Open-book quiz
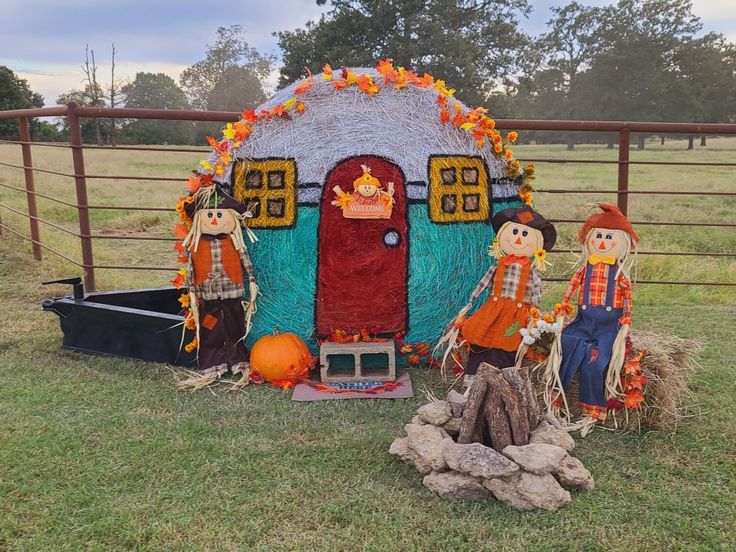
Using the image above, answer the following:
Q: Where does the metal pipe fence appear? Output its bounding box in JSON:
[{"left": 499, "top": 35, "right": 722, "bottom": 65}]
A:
[{"left": 0, "top": 102, "right": 734, "bottom": 291}]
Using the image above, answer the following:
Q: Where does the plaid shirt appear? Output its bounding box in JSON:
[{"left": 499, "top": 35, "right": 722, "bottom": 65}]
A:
[
  {"left": 562, "top": 262, "right": 632, "bottom": 322},
  {"left": 470, "top": 256, "right": 541, "bottom": 307},
  {"left": 186, "top": 235, "right": 255, "bottom": 301}
]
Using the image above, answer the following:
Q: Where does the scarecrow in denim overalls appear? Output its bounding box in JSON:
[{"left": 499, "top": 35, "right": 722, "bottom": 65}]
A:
[{"left": 547, "top": 204, "right": 639, "bottom": 432}]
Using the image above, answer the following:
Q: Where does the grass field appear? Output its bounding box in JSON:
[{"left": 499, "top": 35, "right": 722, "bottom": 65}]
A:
[{"left": 0, "top": 136, "right": 735, "bottom": 550}]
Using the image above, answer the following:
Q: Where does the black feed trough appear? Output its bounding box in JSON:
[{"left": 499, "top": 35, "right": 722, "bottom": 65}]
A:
[{"left": 42, "top": 278, "right": 196, "bottom": 367}]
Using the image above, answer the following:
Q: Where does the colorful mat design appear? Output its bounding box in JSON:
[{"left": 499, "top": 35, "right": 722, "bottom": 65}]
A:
[{"left": 292, "top": 372, "right": 413, "bottom": 401}]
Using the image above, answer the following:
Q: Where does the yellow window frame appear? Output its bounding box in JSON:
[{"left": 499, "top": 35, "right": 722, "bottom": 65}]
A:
[
  {"left": 232, "top": 158, "right": 297, "bottom": 228},
  {"left": 428, "top": 155, "right": 490, "bottom": 223}
]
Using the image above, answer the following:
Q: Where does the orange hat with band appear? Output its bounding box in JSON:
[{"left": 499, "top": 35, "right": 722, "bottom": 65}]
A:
[{"left": 578, "top": 203, "right": 640, "bottom": 244}]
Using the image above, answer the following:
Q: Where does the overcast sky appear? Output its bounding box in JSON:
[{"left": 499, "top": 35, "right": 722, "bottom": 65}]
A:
[{"left": 2, "top": 0, "right": 734, "bottom": 106}]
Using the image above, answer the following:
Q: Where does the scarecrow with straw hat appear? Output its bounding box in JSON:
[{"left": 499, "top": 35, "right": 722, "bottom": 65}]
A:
[
  {"left": 181, "top": 185, "right": 259, "bottom": 384},
  {"left": 545, "top": 203, "right": 639, "bottom": 434},
  {"left": 436, "top": 205, "right": 556, "bottom": 387}
]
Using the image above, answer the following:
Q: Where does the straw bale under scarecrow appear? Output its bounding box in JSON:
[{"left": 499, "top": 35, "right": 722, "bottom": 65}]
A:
[{"left": 175, "top": 62, "right": 535, "bottom": 351}]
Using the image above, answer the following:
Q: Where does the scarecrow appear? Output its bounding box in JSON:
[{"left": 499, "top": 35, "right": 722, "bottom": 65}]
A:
[
  {"left": 436, "top": 206, "right": 556, "bottom": 387},
  {"left": 545, "top": 203, "right": 639, "bottom": 433},
  {"left": 331, "top": 164, "right": 395, "bottom": 219},
  {"left": 182, "top": 186, "right": 259, "bottom": 379}
]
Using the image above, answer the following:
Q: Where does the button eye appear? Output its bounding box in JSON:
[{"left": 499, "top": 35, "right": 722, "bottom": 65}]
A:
[
  {"left": 217, "top": 212, "right": 223, "bottom": 219},
  {"left": 596, "top": 232, "right": 602, "bottom": 239},
  {"left": 512, "top": 228, "right": 519, "bottom": 235},
  {"left": 522, "top": 230, "right": 528, "bottom": 237},
  {"left": 207, "top": 212, "right": 213, "bottom": 219},
  {"left": 605, "top": 233, "right": 612, "bottom": 240}
]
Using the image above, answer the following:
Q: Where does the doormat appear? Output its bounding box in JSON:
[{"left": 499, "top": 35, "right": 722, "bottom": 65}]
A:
[{"left": 292, "top": 372, "right": 413, "bottom": 401}]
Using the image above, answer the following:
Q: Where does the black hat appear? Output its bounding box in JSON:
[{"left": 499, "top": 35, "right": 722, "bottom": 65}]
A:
[
  {"left": 492, "top": 206, "right": 557, "bottom": 251},
  {"left": 184, "top": 187, "right": 247, "bottom": 219}
]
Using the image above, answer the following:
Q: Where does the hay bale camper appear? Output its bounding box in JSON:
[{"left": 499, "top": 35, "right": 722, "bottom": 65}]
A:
[{"left": 191, "top": 64, "right": 528, "bottom": 348}]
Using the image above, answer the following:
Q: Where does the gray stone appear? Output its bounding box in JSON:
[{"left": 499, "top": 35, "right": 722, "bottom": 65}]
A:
[
  {"left": 389, "top": 437, "right": 433, "bottom": 474},
  {"left": 417, "top": 400, "right": 452, "bottom": 426},
  {"left": 553, "top": 455, "right": 595, "bottom": 491},
  {"left": 404, "top": 423, "right": 449, "bottom": 472},
  {"left": 442, "top": 417, "right": 462, "bottom": 434},
  {"left": 529, "top": 421, "right": 576, "bottom": 452},
  {"left": 446, "top": 389, "right": 468, "bottom": 417},
  {"left": 516, "top": 472, "right": 572, "bottom": 511},
  {"left": 443, "top": 441, "right": 519, "bottom": 479},
  {"left": 482, "top": 473, "right": 535, "bottom": 511},
  {"left": 502, "top": 443, "right": 569, "bottom": 475},
  {"left": 542, "top": 412, "right": 563, "bottom": 429},
  {"left": 423, "top": 471, "right": 491, "bottom": 501}
]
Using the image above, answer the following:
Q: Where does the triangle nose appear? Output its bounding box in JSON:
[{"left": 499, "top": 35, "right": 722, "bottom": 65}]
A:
[
  {"left": 514, "top": 237, "right": 522, "bottom": 245},
  {"left": 211, "top": 218, "right": 218, "bottom": 225},
  {"left": 598, "top": 241, "right": 606, "bottom": 250}
]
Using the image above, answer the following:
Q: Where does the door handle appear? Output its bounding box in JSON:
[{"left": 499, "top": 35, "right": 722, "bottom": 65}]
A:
[{"left": 383, "top": 228, "right": 401, "bottom": 248}]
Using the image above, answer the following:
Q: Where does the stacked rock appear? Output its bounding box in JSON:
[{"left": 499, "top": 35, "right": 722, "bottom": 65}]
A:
[{"left": 389, "top": 392, "right": 594, "bottom": 511}]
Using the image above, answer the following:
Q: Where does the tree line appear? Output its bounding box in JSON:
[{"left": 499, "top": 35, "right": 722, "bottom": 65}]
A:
[{"left": 1, "top": 0, "right": 734, "bottom": 147}]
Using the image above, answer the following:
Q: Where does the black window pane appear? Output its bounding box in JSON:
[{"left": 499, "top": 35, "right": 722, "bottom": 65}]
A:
[
  {"left": 440, "top": 168, "right": 456, "bottom": 185},
  {"left": 266, "top": 198, "right": 286, "bottom": 218},
  {"left": 462, "top": 167, "right": 479, "bottom": 185},
  {"left": 245, "top": 170, "right": 262, "bottom": 189},
  {"left": 463, "top": 193, "right": 480, "bottom": 212},
  {"left": 267, "top": 170, "right": 286, "bottom": 189},
  {"left": 245, "top": 198, "right": 260, "bottom": 218},
  {"left": 441, "top": 194, "right": 457, "bottom": 214}
]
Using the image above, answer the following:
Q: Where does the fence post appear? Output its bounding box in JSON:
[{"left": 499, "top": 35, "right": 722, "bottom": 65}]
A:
[
  {"left": 617, "top": 128, "right": 630, "bottom": 215},
  {"left": 67, "top": 102, "right": 96, "bottom": 291},
  {"left": 18, "top": 117, "right": 42, "bottom": 260}
]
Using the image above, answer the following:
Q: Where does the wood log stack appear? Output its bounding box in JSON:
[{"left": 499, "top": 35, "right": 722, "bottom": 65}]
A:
[{"left": 458, "top": 362, "right": 540, "bottom": 452}]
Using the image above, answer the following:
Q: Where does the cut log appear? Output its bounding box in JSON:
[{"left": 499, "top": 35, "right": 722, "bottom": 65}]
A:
[
  {"left": 499, "top": 368, "right": 530, "bottom": 446},
  {"left": 457, "top": 366, "right": 489, "bottom": 444},
  {"left": 517, "top": 366, "right": 541, "bottom": 428},
  {"left": 484, "top": 367, "right": 514, "bottom": 452}
]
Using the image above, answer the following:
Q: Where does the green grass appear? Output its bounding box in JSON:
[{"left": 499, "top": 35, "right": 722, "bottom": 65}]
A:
[
  {"left": 0, "top": 241, "right": 735, "bottom": 551},
  {"left": 0, "top": 137, "right": 735, "bottom": 550}
]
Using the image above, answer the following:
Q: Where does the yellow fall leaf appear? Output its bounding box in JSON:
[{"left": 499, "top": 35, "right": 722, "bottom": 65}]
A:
[
  {"left": 222, "top": 123, "right": 235, "bottom": 140},
  {"left": 283, "top": 97, "right": 296, "bottom": 109},
  {"left": 460, "top": 122, "right": 476, "bottom": 130},
  {"left": 199, "top": 160, "right": 213, "bottom": 171}
]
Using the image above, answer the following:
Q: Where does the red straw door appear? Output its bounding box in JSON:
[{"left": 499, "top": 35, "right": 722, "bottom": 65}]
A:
[{"left": 316, "top": 156, "right": 408, "bottom": 337}]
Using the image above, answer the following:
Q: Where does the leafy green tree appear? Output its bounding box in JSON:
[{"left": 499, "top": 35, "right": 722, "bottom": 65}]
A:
[
  {"left": 0, "top": 66, "right": 44, "bottom": 140},
  {"left": 667, "top": 34, "right": 736, "bottom": 147},
  {"left": 121, "top": 72, "right": 194, "bottom": 144},
  {"left": 276, "top": 0, "right": 531, "bottom": 107},
  {"left": 573, "top": 0, "right": 703, "bottom": 148},
  {"left": 57, "top": 85, "right": 108, "bottom": 142},
  {"left": 206, "top": 65, "right": 267, "bottom": 112},
  {"left": 180, "top": 25, "right": 273, "bottom": 111}
]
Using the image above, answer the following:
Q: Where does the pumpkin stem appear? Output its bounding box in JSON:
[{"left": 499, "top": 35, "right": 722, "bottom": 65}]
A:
[{"left": 273, "top": 327, "right": 280, "bottom": 335}]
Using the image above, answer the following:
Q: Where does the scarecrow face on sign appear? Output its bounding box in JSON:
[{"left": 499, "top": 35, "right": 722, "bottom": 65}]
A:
[
  {"left": 354, "top": 170, "right": 382, "bottom": 197},
  {"left": 498, "top": 223, "right": 543, "bottom": 258},
  {"left": 586, "top": 227, "right": 628, "bottom": 260},
  {"left": 199, "top": 208, "right": 238, "bottom": 235}
]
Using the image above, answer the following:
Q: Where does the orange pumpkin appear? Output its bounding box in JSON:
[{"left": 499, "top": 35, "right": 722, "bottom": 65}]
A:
[{"left": 250, "top": 329, "right": 314, "bottom": 388}]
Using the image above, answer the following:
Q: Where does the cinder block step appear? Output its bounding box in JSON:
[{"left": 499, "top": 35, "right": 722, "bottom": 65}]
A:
[{"left": 319, "top": 341, "right": 397, "bottom": 383}]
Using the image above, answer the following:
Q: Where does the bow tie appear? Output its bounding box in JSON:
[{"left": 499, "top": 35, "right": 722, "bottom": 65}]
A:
[
  {"left": 501, "top": 254, "right": 531, "bottom": 266},
  {"left": 589, "top": 254, "right": 616, "bottom": 265}
]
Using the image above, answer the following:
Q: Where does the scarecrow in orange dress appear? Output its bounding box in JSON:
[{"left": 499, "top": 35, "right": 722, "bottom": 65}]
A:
[
  {"left": 182, "top": 187, "right": 258, "bottom": 378},
  {"left": 546, "top": 204, "right": 639, "bottom": 432},
  {"left": 437, "top": 206, "right": 556, "bottom": 387}
]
